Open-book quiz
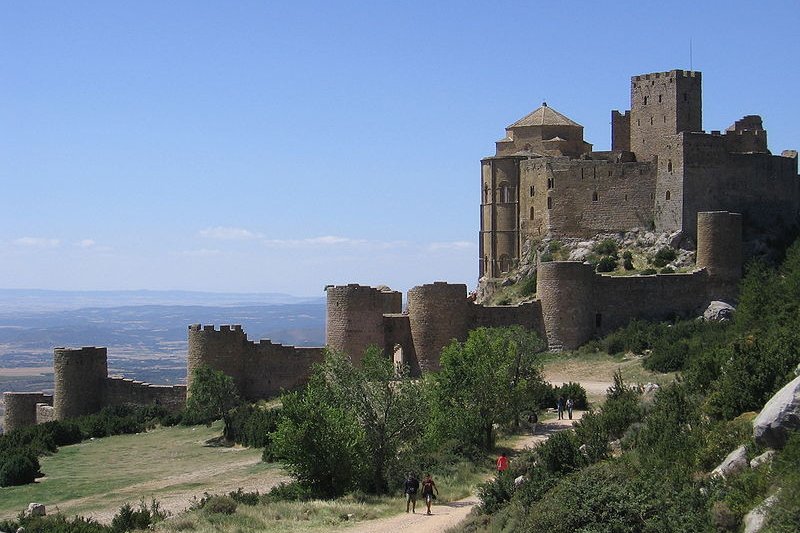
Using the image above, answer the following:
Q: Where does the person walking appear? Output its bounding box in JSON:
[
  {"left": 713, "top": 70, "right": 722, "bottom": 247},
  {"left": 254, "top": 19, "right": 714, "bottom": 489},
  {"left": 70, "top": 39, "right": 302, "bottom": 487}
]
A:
[
  {"left": 566, "top": 397, "right": 574, "bottom": 420},
  {"left": 421, "top": 473, "right": 439, "bottom": 515},
  {"left": 528, "top": 411, "right": 538, "bottom": 434},
  {"left": 496, "top": 452, "right": 509, "bottom": 473},
  {"left": 403, "top": 472, "right": 419, "bottom": 513},
  {"left": 557, "top": 395, "right": 565, "bottom": 420}
]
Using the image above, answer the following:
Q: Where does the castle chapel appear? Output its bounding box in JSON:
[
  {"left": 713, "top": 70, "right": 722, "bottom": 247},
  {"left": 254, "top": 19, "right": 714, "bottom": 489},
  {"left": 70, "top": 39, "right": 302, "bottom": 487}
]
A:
[{"left": 480, "top": 70, "right": 799, "bottom": 278}]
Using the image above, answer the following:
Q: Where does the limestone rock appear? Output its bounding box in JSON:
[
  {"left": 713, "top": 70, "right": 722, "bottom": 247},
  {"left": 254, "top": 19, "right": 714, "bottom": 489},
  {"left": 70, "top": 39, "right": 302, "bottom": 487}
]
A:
[
  {"left": 753, "top": 373, "right": 800, "bottom": 449},
  {"left": 703, "top": 301, "right": 735, "bottom": 322},
  {"left": 749, "top": 450, "right": 776, "bottom": 469},
  {"left": 26, "top": 503, "right": 45, "bottom": 517},
  {"left": 743, "top": 491, "right": 780, "bottom": 533},
  {"left": 712, "top": 445, "right": 748, "bottom": 479}
]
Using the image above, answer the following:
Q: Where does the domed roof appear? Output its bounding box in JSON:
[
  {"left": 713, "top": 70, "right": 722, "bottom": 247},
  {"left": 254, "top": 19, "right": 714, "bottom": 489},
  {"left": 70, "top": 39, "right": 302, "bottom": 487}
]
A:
[{"left": 507, "top": 102, "right": 582, "bottom": 128}]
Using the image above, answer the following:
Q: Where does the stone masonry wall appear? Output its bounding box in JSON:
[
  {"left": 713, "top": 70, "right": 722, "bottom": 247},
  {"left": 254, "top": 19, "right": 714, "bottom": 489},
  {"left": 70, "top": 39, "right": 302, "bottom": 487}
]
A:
[
  {"left": 54, "top": 347, "right": 108, "bottom": 420},
  {"left": 2, "top": 392, "right": 52, "bottom": 434},
  {"left": 105, "top": 378, "right": 186, "bottom": 412}
]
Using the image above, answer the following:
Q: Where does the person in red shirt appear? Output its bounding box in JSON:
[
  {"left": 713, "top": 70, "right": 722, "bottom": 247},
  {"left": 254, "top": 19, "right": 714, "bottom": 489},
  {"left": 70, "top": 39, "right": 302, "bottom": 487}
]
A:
[{"left": 496, "top": 452, "right": 509, "bottom": 473}]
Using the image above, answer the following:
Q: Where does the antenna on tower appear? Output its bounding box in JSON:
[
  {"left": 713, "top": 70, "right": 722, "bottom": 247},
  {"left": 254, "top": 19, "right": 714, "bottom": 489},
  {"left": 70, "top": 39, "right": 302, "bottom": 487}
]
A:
[{"left": 689, "top": 37, "right": 693, "bottom": 71}]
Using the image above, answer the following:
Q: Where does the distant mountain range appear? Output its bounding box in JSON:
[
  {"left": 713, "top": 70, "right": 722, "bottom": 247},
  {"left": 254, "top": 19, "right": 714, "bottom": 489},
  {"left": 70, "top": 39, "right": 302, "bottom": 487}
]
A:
[{"left": 0, "top": 290, "right": 327, "bottom": 388}]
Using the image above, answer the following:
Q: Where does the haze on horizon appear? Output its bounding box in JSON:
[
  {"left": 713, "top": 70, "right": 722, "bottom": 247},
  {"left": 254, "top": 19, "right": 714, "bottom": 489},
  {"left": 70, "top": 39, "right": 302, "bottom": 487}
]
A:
[{"left": 2, "top": 1, "right": 798, "bottom": 297}]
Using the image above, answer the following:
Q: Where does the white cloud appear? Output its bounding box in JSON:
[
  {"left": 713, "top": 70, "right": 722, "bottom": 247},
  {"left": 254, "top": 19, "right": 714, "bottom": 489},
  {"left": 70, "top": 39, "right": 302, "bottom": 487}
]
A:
[
  {"left": 76, "top": 239, "right": 96, "bottom": 248},
  {"left": 14, "top": 237, "right": 60, "bottom": 248},
  {"left": 199, "top": 226, "right": 262, "bottom": 240},
  {"left": 262, "top": 235, "right": 368, "bottom": 248},
  {"left": 427, "top": 241, "right": 476, "bottom": 251}
]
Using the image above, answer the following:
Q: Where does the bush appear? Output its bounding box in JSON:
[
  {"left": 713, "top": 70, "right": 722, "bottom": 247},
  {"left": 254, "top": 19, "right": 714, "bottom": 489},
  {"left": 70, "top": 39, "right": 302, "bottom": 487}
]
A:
[
  {"left": 659, "top": 266, "right": 675, "bottom": 274},
  {"left": 227, "top": 487, "right": 261, "bottom": 506},
  {"left": 111, "top": 499, "right": 167, "bottom": 532},
  {"left": 226, "top": 405, "right": 283, "bottom": 448},
  {"left": 1, "top": 514, "right": 111, "bottom": 533},
  {"left": 0, "top": 451, "right": 40, "bottom": 486},
  {"left": 539, "top": 251, "right": 553, "bottom": 263},
  {"left": 623, "top": 251, "right": 634, "bottom": 270},
  {"left": 555, "top": 382, "right": 587, "bottom": 410},
  {"left": 596, "top": 256, "right": 617, "bottom": 272},
  {"left": 640, "top": 268, "right": 658, "bottom": 275},
  {"left": 536, "top": 430, "right": 585, "bottom": 475},
  {"left": 202, "top": 495, "right": 238, "bottom": 515},
  {"left": 652, "top": 246, "right": 677, "bottom": 267},
  {"left": 593, "top": 239, "right": 619, "bottom": 256},
  {"left": 519, "top": 274, "right": 537, "bottom": 296}
]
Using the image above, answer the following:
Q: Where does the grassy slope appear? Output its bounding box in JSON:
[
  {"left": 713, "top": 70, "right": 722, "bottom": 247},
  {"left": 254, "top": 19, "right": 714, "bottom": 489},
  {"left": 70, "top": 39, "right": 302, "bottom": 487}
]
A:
[{"left": 0, "top": 422, "right": 279, "bottom": 520}]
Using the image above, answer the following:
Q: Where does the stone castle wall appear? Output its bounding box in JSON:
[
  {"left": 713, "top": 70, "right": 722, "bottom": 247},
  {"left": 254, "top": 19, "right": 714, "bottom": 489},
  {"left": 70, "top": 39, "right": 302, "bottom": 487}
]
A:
[
  {"left": 187, "top": 324, "right": 324, "bottom": 401},
  {"left": 105, "top": 378, "right": 186, "bottom": 412},
  {"left": 53, "top": 347, "right": 107, "bottom": 420},
  {"left": 2, "top": 392, "right": 52, "bottom": 434}
]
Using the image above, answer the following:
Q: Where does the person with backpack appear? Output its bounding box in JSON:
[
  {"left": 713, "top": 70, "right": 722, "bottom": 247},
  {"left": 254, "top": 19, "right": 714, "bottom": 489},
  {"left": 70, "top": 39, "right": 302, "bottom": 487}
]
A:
[
  {"left": 566, "top": 397, "right": 574, "bottom": 420},
  {"left": 421, "top": 473, "right": 439, "bottom": 515},
  {"left": 403, "top": 472, "right": 419, "bottom": 513}
]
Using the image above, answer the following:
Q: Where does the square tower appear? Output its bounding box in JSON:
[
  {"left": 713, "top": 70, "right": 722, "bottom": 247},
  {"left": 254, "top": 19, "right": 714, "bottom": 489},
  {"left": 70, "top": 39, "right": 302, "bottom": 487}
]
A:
[{"left": 629, "top": 70, "right": 702, "bottom": 161}]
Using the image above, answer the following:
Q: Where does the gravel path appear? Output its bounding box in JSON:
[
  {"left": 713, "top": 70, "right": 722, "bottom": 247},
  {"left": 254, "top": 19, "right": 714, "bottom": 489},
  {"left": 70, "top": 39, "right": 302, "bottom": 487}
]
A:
[{"left": 341, "top": 414, "right": 585, "bottom": 533}]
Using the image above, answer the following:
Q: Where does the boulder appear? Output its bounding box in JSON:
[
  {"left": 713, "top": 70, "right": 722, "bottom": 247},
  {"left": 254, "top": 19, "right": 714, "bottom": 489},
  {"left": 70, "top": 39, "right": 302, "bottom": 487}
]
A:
[
  {"left": 749, "top": 450, "right": 776, "bottom": 469},
  {"left": 753, "top": 373, "right": 800, "bottom": 449},
  {"left": 712, "top": 445, "right": 748, "bottom": 479},
  {"left": 743, "top": 491, "right": 780, "bottom": 533},
  {"left": 703, "top": 301, "right": 735, "bottom": 322},
  {"left": 26, "top": 503, "right": 45, "bottom": 517},
  {"left": 514, "top": 475, "right": 526, "bottom": 487}
]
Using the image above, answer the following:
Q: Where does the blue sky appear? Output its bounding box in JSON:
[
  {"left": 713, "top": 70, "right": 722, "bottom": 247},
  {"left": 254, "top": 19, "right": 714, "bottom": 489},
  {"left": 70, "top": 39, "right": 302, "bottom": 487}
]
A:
[{"left": 1, "top": 1, "right": 798, "bottom": 296}]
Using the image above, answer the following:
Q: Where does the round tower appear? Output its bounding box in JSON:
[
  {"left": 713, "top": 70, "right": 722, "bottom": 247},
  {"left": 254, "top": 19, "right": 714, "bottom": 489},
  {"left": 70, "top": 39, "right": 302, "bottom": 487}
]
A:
[
  {"left": 325, "top": 284, "right": 401, "bottom": 363},
  {"left": 53, "top": 347, "right": 107, "bottom": 420},
  {"left": 3, "top": 392, "right": 50, "bottom": 433},
  {"left": 696, "top": 211, "right": 742, "bottom": 300},
  {"left": 537, "top": 261, "right": 595, "bottom": 350},
  {"left": 406, "top": 282, "right": 469, "bottom": 372},
  {"left": 186, "top": 324, "right": 248, "bottom": 396}
]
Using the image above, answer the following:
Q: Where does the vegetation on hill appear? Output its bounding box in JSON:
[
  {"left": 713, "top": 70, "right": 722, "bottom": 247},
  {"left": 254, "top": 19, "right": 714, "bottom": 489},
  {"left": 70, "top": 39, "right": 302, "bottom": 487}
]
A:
[{"left": 462, "top": 240, "right": 800, "bottom": 532}]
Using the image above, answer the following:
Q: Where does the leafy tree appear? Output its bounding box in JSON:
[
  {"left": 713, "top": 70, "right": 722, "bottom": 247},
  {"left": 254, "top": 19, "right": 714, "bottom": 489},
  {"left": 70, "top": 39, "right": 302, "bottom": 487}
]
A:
[
  {"left": 185, "top": 365, "right": 242, "bottom": 440},
  {"left": 428, "top": 326, "right": 546, "bottom": 452},
  {"left": 271, "top": 347, "right": 423, "bottom": 495}
]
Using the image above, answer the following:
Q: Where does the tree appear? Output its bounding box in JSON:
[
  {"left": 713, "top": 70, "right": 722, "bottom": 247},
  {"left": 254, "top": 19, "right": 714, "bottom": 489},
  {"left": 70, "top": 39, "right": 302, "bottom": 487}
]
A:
[
  {"left": 428, "top": 326, "right": 546, "bottom": 452},
  {"left": 271, "top": 347, "right": 423, "bottom": 495},
  {"left": 185, "top": 365, "right": 242, "bottom": 440}
]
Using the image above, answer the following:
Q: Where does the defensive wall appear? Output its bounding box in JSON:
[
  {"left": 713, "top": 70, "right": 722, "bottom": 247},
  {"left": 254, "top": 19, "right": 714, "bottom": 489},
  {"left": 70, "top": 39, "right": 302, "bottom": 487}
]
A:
[
  {"left": 3, "top": 346, "right": 186, "bottom": 434},
  {"left": 186, "top": 324, "right": 325, "bottom": 401}
]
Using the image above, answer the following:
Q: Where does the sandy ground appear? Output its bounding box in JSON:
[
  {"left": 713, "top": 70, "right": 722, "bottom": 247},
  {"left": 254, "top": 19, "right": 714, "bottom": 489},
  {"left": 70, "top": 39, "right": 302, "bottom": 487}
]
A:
[{"left": 341, "top": 415, "right": 584, "bottom": 533}]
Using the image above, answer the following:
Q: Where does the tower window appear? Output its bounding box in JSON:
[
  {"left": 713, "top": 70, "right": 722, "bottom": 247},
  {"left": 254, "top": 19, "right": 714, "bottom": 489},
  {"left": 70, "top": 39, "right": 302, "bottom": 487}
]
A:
[
  {"left": 608, "top": 170, "right": 612, "bottom": 177},
  {"left": 624, "top": 194, "right": 628, "bottom": 202},
  {"left": 667, "top": 160, "right": 673, "bottom": 172},
  {"left": 637, "top": 119, "right": 641, "bottom": 126},
  {"left": 547, "top": 178, "right": 554, "bottom": 189},
  {"left": 499, "top": 255, "right": 511, "bottom": 273},
  {"left": 658, "top": 94, "right": 662, "bottom": 103},
  {"left": 547, "top": 197, "right": 553, "bottom": 209},
  {"left": 666, "top": 190, "right": 671, "bottom": 200},
  {"left": 592, "top": 191, "right": 599, "bottom": 202},
  {"left": 663, "top": 115, "right": 667, "bottom": 123},
  {"left": 683, "top": 93, "right": 688, "bottom": 102},
  {"left": 643, "top": 96, "right": 648, "bottom": 105},
  {"left": 530, "top": 206, "right": 534, "bottom": 219},
  {"left": 499, "top": 182, "right": 514, "bottom": 203},
  {"left": 530, "top": 185, "right": 535, "bottom": 196},
  {"left": 650, "top": 116, "right": 653, "bottom": 125}
]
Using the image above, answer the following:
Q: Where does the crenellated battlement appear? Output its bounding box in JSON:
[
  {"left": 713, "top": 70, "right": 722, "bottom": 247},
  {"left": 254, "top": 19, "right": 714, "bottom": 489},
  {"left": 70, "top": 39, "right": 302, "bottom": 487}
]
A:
[{"left": 633, "top": 69, "right": 699, "bottom": 81}]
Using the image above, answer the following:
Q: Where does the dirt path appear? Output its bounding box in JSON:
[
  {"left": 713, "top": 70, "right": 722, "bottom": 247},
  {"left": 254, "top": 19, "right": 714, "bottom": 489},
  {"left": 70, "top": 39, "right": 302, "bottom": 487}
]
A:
[{"left": 342, "top": 415, "right": 583, "bottom": 533}]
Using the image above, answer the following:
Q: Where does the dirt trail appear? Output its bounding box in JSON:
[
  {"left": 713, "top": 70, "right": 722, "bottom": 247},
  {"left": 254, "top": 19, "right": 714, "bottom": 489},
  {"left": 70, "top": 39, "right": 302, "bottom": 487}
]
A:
[{"left": 342, "top": 415, "right": 584, "bottom": 533}]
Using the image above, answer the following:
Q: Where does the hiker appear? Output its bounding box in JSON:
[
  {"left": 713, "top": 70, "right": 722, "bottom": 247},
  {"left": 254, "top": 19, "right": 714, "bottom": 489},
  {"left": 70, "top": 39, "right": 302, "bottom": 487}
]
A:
[
  {"left": 566, "top": 397, "right": 574, "bottom": 420},
  {"left": 421, "top": 473, "right": 439, "bottom": 515},
  {"left": 496, "top": 452, "right": 509, "bottom": 473},
  {"left": 404, "top": 472, "right": 419, "bottom": 513},
  {"left": 557, "top": 395, "right": 565, "bottom": 420},
  {"left": 528, "top": 411, "right": 538, "bottom": 434}
]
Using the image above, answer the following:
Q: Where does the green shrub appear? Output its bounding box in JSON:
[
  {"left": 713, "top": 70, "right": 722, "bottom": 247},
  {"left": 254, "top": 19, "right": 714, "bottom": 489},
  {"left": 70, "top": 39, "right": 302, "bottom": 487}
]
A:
[
  {"left": 519, "top": 274, "right": 537, "bottom": 296},
  {"left": 623, "top": 250, "right": 634, "bottom": 270},
  {"left": 547, "top": 240, "right": 563, "bottom": 253},
  {"left": 659, "top": 266, "right": 675, "bottom": 274},
  {"left": 477, "top": 471, "right": 515, "bottom": 514},
  {"left": 1, "top": 514, "right": 111, "bottom": 533},
  {"left": 536, "top": 430, "right": 585, "bottom": 475},
  {"left": 593, "top": 239, "right": 619, "bottom": 256},
  {"left": 539, "top": 251, "right": 553, "bottom": 263},
  {"left": 555, "top": 382, "right": 588, "bottom": 410},
  {"left": 264, "top": 481, "right": 313, "bottom": 502},
  {"left": 640, "top": 268, "right": 658, "bottom": 275},
  {"left": 596, "top": 256, "right": 617, "bottom": 272},
  {"left": 652, "top": 246, "right": 677, "bottom": 267},
  {"left": 0, "top": 451, "right": 40, "bottom": 486},
  {"left": 226, "top": 405, "right": 282, "bottom": 448},
  {"left": 111, "top": 499, "right": 167, "bottom": 532},
  {"left": 201, "top": 495, "right": 238, "bottom": 515},
  {"left": 227, "top": 487, "right": 261, "bottom": 506}
]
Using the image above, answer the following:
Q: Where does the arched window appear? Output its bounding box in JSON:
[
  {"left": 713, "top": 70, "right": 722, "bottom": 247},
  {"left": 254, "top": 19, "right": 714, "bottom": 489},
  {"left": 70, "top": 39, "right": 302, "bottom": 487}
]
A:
[
  {"left": 667, "top": 160, "right": 673, "bottom": 172},
  {"left": 666, "top": 190, "right": 671, "bottom": 200},
  {"left": 592, "top": 191, "right": 599, "bottom": 202},
  {"left": 499, "top": 255, "right": 511, "bottom": 273},
  {"left": 530, "top": 206, "right": 535, "bottom": 219},
  {"left": 499, "top": 182, "right": 514, "bottom": 203}
]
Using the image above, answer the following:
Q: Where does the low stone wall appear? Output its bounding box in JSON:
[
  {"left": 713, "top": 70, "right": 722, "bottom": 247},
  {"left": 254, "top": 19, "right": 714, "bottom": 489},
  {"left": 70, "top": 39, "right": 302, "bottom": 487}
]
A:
[
  {"left": 2, "top": 392, "right": 53, "bottom": 434},
  {"left": 36, "top": 403, "right": 55, "bottom": 424},
  {"left": 105, "top": 378, "right": 186, "bottom": 412}
]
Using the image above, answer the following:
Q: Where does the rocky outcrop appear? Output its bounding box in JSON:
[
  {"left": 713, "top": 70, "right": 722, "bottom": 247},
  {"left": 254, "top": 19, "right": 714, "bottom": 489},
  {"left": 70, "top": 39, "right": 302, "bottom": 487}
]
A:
[
  {"left": 753, "top": 374, "right": 800, "bottom": 449},
  {"left": 702, "top": 301, "right": 735, "bottom": 322},
  {"left": 743, "top": 491, "right": 780, "bottom": 533},
  {"left": 712, "top": 445, "right": 748, "bottom": 479},
  {"left": 749, "top": 450, "right": 776, "bottom": 469}
]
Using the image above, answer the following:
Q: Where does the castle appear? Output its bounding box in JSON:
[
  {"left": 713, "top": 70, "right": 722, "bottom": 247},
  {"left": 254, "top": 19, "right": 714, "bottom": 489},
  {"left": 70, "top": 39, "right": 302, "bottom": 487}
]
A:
[
  {"left": 3, "top": 69, "right": 798, "bottom": 434},
  {"left": 480, "top": 69, "right": 798, "bottom": 278}
]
